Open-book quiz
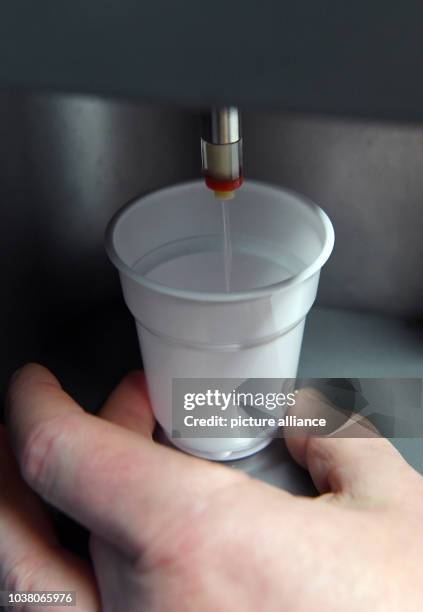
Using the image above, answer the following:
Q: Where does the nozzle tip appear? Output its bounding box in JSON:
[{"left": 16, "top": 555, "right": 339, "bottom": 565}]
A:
[{"left": 214, "top": 190, "right": 235, "bottom": 200}]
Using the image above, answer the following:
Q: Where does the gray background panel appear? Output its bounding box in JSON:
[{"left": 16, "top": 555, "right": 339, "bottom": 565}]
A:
[{"left": 2, "top": 1, "right": 423, "bottom": 121}]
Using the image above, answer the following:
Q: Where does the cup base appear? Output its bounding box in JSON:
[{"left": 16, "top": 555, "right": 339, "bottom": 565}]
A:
[{"left": 164, "top": 435, "right": 273, "bottom": 462}]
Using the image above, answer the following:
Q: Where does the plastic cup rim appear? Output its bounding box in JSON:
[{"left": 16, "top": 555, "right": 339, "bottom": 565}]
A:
[{"left": 105, "top": 179, "right": 335, "bottom": 303}]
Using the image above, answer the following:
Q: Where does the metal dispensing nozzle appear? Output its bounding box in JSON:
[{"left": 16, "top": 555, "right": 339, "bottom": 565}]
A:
[{"left": 201, "top": 107, "right": 243, "bottom": 200}]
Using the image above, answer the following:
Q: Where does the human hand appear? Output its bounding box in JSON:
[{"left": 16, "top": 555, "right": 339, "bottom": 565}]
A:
[{"left": 2, "top": 364, "right": 423, "bottom": 611}]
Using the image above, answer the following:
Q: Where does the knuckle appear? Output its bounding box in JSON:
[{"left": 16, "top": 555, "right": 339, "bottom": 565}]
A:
[
  {"left": 3, "top": 553, "right": 48, "bottom": 594},
  {"left": 20, "top": 415, "right": 69, "bottom": 494}
]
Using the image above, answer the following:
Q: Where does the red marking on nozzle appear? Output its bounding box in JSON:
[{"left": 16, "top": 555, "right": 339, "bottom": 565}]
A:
[{"left": 204, "top": 176, "right": 244, "bottom": 192}]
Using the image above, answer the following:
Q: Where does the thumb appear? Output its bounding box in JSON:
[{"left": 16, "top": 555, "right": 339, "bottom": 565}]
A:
[{"left": 285, "top": 391, "right": 422, "bottom": 505}]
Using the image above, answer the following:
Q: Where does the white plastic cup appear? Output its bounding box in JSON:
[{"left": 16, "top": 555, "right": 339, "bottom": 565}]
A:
[{"left": 106, "top": 180, "right": 334, "bottom": 460}]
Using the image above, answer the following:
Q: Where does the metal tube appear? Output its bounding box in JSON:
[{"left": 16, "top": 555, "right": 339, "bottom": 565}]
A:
[
  {"left": 201, "top": 106, "right": 243, "bottom": 199},
  {"left": 202, "top": 107, "right": 240, "bottom": 144}
]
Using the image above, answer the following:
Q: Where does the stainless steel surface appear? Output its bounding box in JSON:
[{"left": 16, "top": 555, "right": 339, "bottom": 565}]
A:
[
  {"left": 299, "top": 308, "right": 423, "bottom": 378},
  {"left": 156, "top": 426, "right": 316, "bottom": 495},
  {"left": 244, "top": 111, "right": 423, "bottom": 317},
  {"left": 227, "top": 440, "right": 317, "bottom": 495},
  {"left": 202, "top": 107, "right": 240, "bottom": 144}
]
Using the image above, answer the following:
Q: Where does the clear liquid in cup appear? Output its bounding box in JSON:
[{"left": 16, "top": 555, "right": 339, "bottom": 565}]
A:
[{"left": 133, "top": 233, "right": 304, "bottom": 293}]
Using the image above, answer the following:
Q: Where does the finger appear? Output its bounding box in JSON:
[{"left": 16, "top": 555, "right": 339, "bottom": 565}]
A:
[
  {"left": 285, "top": 389, "right": 421, "bottom": 503},
  {"left": 0, "top": 426, "right": 99, "bottom": 610},
  {"left": 0, "top": 424, "right": 58, "bottom": 551},
  {"left": 5, "top": 364, "right": 241, "bottom": 557},
  {"left": 284, "top": 387, "right": 378, "bottom": 473},
  {"left": 99, "top": 370, "right": 155, "bottom": 436}
]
